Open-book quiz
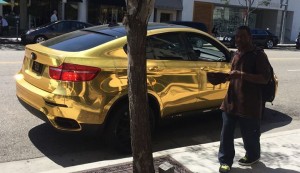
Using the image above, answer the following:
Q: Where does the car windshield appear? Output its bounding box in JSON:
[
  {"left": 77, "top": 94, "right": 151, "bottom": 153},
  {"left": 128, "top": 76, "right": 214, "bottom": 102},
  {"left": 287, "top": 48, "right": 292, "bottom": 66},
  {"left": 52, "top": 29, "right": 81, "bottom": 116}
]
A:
[{"left": 41, "top": 30, "right": 116, "bottom": 52}]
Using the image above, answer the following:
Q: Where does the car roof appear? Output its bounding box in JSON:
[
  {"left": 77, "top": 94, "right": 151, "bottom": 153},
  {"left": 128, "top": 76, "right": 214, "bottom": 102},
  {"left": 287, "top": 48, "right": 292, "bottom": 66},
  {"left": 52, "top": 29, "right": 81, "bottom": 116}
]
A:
[
  {"left": 54, "top": 20, "right": 93, "bottom": 25},
  {"left": 82, "top": 22, "right": 189, "bottom": 38}
]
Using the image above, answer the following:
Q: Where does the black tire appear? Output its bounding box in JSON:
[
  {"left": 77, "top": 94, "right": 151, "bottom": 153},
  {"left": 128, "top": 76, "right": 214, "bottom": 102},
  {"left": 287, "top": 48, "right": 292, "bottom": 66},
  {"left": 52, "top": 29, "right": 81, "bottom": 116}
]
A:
[
  {"left": 296, "top": 45, "right": 300, "bottom": 49},
  {"left": 266, "top": 40, "right": 274, "bottom": 49},
  {"left": 105, "top": 103, "right": 155, "bottom": 153},
  {"left": 34, "top": 35, "right": 47, "bottom": 43}
]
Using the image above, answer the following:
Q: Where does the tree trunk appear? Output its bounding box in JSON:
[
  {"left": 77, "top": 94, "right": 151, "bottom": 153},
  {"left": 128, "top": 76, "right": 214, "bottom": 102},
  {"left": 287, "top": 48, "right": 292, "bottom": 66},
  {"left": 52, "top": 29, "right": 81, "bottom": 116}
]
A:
[{"left": 124, "top": 0, "right": 155, "bottom": 173}]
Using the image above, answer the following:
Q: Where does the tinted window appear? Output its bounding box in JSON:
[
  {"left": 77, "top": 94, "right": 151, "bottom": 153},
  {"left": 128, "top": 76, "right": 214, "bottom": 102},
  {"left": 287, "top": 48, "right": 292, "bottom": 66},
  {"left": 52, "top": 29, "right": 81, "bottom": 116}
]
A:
[
  {"left": 51, "top": 22, "right": 65, "bottom": 32},
  {"left": 42, "top": 30, "right": 116, "bottom": 52},
  {"left": 185, "top": 33, "right": 226, "bottom": 61},
  {"left": 71, "top": 22, "right": 89, "bottom": 31},
  {"left": 147, "top": 32, "right": 188, "bottom": 60},
  {"left": 54, "top": 22, "right": 73, "bottom": 32},
  {"left": 253, "top": 29, "right": 267, "bottom": 35}
]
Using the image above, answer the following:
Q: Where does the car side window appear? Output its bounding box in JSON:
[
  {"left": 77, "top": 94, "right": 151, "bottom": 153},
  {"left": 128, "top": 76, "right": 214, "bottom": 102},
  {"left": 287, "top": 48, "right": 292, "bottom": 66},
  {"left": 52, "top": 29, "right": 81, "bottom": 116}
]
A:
[
  {"left": 256, "top": 30, "right": 268, "bottom": 35},
  {"left": 185, "top": 33, "right": 226, "bottom": 62},
  {"left": 63, "top": 22, "right": 72, "bottom": 32},
  {"left": 146, "top": 32, "right": 188, "bottom": 60},
  {"left": 71, "top": 22, "right": 80, "bottom": 31},
  {"left": 71, "top": 22, "right": 86, "bottom": 30},
  {"left": 52, "top": 22, "right": 66, "bottom": 32}
]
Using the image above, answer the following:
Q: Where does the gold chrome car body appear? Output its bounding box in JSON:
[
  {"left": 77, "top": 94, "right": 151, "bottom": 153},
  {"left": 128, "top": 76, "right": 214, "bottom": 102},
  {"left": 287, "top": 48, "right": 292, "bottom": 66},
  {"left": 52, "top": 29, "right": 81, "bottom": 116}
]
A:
[{"left": 16, "top": 23, "right": 231, "bottom": 133}]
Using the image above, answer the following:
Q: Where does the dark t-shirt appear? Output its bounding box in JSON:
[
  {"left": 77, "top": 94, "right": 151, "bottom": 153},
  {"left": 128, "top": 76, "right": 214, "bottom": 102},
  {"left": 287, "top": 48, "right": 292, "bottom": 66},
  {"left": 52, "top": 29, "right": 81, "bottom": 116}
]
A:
[{"left": 220, "top": 47, "right": 271, "bottom": 119}]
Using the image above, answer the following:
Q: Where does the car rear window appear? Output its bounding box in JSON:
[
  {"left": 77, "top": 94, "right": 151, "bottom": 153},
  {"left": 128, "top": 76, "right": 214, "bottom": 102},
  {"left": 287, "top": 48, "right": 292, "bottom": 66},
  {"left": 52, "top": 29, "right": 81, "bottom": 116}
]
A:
[{"left": 41, "top": 30, "right": 116, "bottom": 52}]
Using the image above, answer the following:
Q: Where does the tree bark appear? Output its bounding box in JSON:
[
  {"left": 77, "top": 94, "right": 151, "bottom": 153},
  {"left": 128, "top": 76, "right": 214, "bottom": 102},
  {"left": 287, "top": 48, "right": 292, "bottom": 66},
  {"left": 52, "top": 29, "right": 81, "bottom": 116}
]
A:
[{"left": 124, "top": 0, "right": 155, "bottom": 173}]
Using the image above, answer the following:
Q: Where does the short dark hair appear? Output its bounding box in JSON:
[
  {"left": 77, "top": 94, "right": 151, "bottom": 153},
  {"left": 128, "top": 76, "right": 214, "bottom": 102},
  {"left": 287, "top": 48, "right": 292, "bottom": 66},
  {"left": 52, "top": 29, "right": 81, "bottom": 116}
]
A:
[{"left": 237, "top": 25, "right": 252, "bottom": 36}]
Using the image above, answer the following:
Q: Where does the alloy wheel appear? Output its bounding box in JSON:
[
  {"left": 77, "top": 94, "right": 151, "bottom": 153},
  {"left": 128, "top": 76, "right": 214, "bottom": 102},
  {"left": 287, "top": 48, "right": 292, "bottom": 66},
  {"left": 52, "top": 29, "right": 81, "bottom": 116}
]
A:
[{"left": 266, "top": 40, "right": 274, "bottom": 49}]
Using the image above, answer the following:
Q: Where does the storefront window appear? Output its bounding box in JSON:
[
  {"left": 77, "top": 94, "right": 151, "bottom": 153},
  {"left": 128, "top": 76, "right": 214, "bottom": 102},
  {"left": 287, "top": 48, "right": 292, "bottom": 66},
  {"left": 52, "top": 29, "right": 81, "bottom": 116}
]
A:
[
  {"left": 88, "top": 0, "right": 125, "bottom": 25},
  {"left": 160, "top": 13, "right": 172, "bottom": 22},
  {"left": 99, "top": 6, "right": 125, "bottom": 25},
  {"left": 213, "top": 6, "right": 256, "bottom": 36},
  {"left": 65, "top": 2, "right": 78, "bottom": 20}
]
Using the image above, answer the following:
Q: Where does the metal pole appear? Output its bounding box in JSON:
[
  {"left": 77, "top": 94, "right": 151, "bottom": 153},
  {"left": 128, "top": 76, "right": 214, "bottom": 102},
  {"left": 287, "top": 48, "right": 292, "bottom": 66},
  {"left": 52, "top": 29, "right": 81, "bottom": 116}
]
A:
[
  {"left": 15, "top": 16, "right": 19, "bottom": 41},
  {"left": 280, "top": 0, "right": 288, "bottom": 44},
  {"left": 62, "top": 1, "right": 65, "bottom": 20}
]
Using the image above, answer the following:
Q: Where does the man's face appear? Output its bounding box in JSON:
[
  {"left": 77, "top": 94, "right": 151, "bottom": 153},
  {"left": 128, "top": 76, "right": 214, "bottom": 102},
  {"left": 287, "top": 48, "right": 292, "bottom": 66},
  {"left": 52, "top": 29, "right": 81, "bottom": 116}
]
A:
[{"left": 235, "top": 29, "right": 251, "bottom": 49}]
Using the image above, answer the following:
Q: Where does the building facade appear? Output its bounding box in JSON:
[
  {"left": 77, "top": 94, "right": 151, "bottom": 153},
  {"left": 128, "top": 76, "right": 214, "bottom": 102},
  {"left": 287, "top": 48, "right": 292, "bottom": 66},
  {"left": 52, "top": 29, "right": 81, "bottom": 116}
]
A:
[
  {"left": 181, "top": 0, "right": 298, "bottom": 42},
  {"left": 0, "top": 0, "right": 299, "bottom": 42}
]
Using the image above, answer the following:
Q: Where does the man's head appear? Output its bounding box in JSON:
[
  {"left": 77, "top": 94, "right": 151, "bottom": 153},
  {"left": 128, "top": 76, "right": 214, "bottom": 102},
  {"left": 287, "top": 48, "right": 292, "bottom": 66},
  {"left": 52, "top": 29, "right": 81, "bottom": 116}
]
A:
[
  {"left": 53, "top": 10, "right": 57, "bottom": 14},
  {"left": 235, "top": 25, "right": 252, "bottom": 50}
]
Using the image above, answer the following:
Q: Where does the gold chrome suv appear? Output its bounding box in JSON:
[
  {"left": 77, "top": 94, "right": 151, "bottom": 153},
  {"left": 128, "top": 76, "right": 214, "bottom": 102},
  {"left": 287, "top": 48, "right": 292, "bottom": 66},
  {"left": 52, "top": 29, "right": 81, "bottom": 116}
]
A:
[{"left": 16, "top": 23, "right": 231, "bottom": 150}]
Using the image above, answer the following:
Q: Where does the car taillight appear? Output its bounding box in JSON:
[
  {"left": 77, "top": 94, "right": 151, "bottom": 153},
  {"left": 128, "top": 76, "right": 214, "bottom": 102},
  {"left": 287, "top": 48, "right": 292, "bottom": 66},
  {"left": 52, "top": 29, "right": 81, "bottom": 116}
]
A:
[{"left": 49, "top": 63, "right": 100, "bottom": 81}]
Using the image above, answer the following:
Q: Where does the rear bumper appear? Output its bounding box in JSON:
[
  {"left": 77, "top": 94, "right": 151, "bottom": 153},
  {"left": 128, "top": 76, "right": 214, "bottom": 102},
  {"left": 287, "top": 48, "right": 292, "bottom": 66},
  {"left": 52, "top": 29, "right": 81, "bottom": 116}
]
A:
[
  {"left": 20, "top": 34, "right": 34, "bottom": 45},
  {"left": 15, "top": 73, "right": 104, "bottom": 133}
]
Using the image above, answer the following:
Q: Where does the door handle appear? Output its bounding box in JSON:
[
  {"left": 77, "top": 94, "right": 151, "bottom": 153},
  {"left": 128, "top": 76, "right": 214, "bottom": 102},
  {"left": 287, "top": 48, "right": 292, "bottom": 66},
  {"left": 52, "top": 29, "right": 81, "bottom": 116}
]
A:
[
  {"left": 148, "top": 66, "right": 159, "bottom": 71},
  {"left": 200, "top": 66, "right": 209, "bottom": 71}
]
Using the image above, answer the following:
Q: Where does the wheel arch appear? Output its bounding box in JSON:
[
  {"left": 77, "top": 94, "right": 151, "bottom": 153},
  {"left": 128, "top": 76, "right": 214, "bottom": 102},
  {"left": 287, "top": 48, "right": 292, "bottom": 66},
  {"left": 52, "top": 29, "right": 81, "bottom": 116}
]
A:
[{"left": 103, "top": 93, "right": 161, "bottom": 130}]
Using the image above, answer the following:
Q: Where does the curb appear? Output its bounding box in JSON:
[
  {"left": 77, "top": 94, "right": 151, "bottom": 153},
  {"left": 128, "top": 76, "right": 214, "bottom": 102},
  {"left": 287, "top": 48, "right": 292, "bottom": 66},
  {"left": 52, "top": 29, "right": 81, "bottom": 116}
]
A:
[
  {"left": 0, "top": 38, "right": 22, "bottom": 44},
  {"left": 276, "top": 44, "right": 296, "bottom": 47}
]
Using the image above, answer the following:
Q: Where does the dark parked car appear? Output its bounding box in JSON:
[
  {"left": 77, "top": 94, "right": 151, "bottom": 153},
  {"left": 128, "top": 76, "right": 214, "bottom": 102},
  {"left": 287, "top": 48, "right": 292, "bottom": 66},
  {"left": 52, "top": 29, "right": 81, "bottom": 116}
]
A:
[
  {"left": 21, "top": 20, "right": 93, "bottom": 44},
  {"left": 166, "top": 21, "right": 208, "bottom": 33},
  {"left": 296, "top": 32, "right": 300, "bottom": 49},
  {"left": 221, "top": 28, "right": 279, "bottom": 49}
]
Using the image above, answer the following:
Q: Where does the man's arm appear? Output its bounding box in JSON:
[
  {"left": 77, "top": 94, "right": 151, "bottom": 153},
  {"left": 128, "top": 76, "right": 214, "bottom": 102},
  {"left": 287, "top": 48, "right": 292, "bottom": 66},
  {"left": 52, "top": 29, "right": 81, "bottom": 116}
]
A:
[{"left": 230, "top": 70, "right": 269, "bottom": 84}]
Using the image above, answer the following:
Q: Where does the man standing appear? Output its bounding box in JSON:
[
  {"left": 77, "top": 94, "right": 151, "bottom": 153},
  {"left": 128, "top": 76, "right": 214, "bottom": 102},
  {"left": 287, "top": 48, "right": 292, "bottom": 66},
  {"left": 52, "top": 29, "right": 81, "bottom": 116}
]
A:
[
  {"left": 2, "top": 17, "right": 9, "bottom": 35},
  {"left": 218, "top": 26, "right": 271, "bottom": 173},
  {"left": 51, "top": 10, "right": 58, "bottom": 22}
]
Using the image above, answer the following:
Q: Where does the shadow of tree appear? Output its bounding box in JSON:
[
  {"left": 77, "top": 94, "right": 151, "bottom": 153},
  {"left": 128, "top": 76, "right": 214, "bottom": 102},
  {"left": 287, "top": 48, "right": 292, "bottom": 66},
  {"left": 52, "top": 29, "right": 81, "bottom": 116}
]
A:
[
  {"left": 232, "top": 161, "right": 300, "bottom": 173},
  {"left": 28, "top": 124, "right": 130, "bottom": 167}
]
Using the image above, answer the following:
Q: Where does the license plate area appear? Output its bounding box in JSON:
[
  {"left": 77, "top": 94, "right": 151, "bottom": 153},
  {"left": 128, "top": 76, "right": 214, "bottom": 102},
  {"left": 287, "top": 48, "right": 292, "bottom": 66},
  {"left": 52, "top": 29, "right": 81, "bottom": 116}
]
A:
[{"left": 32, "top": 61, "right": 44, "bottom": 74}]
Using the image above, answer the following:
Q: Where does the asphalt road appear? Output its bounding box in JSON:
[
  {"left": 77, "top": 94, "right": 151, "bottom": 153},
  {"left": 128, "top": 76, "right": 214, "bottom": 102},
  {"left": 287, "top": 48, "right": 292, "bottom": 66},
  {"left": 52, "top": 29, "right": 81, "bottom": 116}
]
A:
[{"left": 0, "top": 45, "right": 300, "bottom": 172}]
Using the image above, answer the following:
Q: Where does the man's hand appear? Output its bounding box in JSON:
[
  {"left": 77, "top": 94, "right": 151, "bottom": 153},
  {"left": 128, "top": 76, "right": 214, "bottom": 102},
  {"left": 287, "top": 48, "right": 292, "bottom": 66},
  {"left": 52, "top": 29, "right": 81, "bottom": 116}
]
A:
[
  {"left": 229, "top": 70, "right": 243, "bottom": 79},
  {"left": 207, "top": 72, "right": 229, "bottom": 85}
]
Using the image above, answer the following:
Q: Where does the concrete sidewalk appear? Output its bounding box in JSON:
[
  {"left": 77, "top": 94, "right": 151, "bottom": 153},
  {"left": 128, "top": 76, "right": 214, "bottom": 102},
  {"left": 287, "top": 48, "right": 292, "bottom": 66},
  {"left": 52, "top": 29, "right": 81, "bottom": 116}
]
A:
[{"left": 43, "top": 129, "right": 300, "bottom": 173}]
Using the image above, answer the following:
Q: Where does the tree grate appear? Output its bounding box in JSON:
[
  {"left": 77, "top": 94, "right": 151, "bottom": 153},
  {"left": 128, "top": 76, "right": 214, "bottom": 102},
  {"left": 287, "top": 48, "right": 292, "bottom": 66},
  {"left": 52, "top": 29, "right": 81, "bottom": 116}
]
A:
[{"left": 77, "top": 155, "right": 193, "bottom": 173}]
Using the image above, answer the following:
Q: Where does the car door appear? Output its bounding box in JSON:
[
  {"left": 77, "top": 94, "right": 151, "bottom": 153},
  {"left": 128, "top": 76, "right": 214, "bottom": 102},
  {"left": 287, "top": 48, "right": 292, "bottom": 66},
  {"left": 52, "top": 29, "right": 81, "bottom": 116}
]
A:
[
  {"left": 184, "top": 32, "right": 231, "bottom": 109},
  {"left": 146, "top": 32, "right": 200, "bottom": 117}
]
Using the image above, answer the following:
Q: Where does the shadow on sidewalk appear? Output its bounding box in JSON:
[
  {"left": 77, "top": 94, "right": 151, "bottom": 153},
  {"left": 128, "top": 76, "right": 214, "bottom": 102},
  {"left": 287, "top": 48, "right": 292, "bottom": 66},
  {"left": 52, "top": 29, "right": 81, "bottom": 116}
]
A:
[
  {"left": 232, "top": 162, "right": 300, "bottom": 173},
  {"left": 28, "top": 107, "right": 293, "bottom": 167}
]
